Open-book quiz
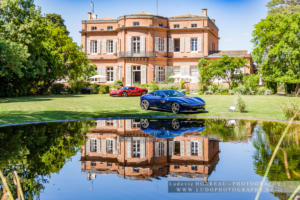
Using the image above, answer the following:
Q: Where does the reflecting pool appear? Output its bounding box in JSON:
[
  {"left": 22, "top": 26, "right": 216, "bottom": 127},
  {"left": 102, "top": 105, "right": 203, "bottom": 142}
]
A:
[{"left": 0, "top": 118, "right": 299, "bottom": 200}]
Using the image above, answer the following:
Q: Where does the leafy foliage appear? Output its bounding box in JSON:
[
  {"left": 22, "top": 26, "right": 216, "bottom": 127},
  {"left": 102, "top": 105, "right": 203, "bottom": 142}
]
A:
[
  {"left": 235, "top": 95, "right": 247, "bottom": 113},
  {"left": 267, "top": 0, "right": 300, "bottom": 15},
  {"left": 198, "top": 56, "right": 247, "bottom": 89},
  {"left": 0, "top": 0, "right": 95, "bottom": 97}
]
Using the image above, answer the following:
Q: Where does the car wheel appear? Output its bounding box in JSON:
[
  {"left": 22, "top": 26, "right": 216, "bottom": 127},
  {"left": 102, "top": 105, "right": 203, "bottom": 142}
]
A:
[
  {"left": 141, "top": 91, "right": 147, "bottom": 95},
  {"left": 171, "top": 119, "right": 180, "bottom": 130},
  {"left": 171, "top": 102, "right": 180, "bottom": 114},
  {"left": 140, "top": 119, "right": 149, "bottom": 128},
  {"left": 141, "top": 100, "right": 150, "bottom": 110},
  {"left": 122, "top": 92, "right": 128, "bottom": 97}
]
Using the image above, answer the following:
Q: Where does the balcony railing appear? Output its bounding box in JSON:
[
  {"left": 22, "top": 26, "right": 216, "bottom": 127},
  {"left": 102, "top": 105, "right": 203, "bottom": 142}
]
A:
[{"left": 118, "top": 51, "right": 156, "bottom": 58}]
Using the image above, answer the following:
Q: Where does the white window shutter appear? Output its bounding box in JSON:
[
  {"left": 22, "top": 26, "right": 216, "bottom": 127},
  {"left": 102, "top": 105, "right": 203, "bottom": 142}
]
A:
[
  {"left": 155, "top": 37, "right": 159, "bottom": 52},
  {"left": 96, "top": 139, "right": 101, "bottom": 153},
  {"left": 126, "top": 65, "right": 131, "bottom": 86},
  {"left": 102, "top": 40, "right": 106, "bottom": 54},
  {"left": 140, "top": 138, "right": 146, "bottom": 158},
  {"left": 155, "top": 142, "right": 159, "bottom": 157},
  {"left": 163, "top": 141, "right": 167, "bottom": 156},
  {"left": 169, "top": 38, "right": 174, "bottom": 52},
  {"left": 113, "top": 39, "right": 117, "bottom": 54},
  {"left": 97, "top": 40, "right": 101, "bottom": 54},
  {"left": 169, "top": 141, "right": 173, "bottom": 156},
  {"left": 186, "top": 38, "right": 191, "bottom": 53},
  {"left": 155, "top": 66, "right": 159, "bottom": 83},
  {"left": 198, "top": 141, "right": 203, "bottom": 156},
  {"left": 86, "top": 139, "right": 90, "bottom": 153},
  {"left": 118, "top": 39, "right": 121, "bottom": 54},
  {"left": 100, "top": 66, "right": 106, "bottom": 82},
  {"left": 180, "top": 38, "right": 184, "bottom": 53},
  {"left": 198, "top": 37, "right": 202, "bottom": 52},
  {"left": 126, "top": 36, "right": 131, "bottom": 55},
  {"left": 113, "top": 66, "right": 118, "bottom": 81},
  {"left": 180, "top": 141, "right": 185, "bottom": 156},
  {"left": 126, "top": 138, "right": 132, "bottom": 158},
  {"left": 164, "top": 38, "right": 167, "bottom": 52},
  {"left": 186, "top": 66, "right": 191, "bottom": 76},
  {"left": 118, "top": 66, "right": 122, "bottom": 80},
  {"left": 102, "top": 138, "right": 106, "bottom": 153},
  {"left": 186, "top": 141, "right": 191, "bottom": 156},
  {"left": 180, "top": 66, "right": 185, "bottom": 76},
  {"left": 141, "top": 65, "right": 147, "bottom": 84},
  {"left": 112, "top": 139, "right": 116, "bottom": 154},
  {"left": 87, "top": 40, "right": 90, "bottom": 55},
  {"left": 140, "top": 36, "right": 146, "bottom": 54}
]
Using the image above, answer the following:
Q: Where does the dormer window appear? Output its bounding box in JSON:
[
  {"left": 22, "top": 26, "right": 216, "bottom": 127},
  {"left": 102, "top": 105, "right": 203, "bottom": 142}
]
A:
[
  {"left": 91, "top": 26, "right": 97, "bottom": 31},
  {"left": 107, "top": 26, "right": 113, "bottom": 30},
  {"left": 133, "top": 22, "right": 140, "bottom": 26},
  {"left": 191, "top": 24, "right": 197, "bottom": 28},
  {"left": 174, "top": 24, "right": 180, "bottom": 29}
]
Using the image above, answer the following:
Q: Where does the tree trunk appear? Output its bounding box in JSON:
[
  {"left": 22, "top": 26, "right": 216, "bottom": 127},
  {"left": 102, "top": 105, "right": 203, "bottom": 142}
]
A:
[{"left": 296, "top": 83, "right": 299, "bottom": 96}]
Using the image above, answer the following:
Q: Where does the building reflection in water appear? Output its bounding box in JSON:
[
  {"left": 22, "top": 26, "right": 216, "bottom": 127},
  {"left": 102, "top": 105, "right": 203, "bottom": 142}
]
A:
[{"left": 81, "top": 119, "right": 220, "bottom": 182}]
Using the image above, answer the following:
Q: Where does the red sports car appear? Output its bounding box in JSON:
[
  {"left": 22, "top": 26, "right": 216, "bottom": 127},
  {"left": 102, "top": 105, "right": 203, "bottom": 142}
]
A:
[{"left": 110, "top": 86, "right": 148, "bottom": 97}]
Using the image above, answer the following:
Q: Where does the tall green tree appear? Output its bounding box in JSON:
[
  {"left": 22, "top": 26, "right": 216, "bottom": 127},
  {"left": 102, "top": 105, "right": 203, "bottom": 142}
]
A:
[
  {"left": 198, "top": 55, "right": 247, "bottom": 89},
  {"left": 0, "top": 0, "right": 95, "bottom": 97},
  {"left": 252, "top": 1, "right": 300, "bottom": 93},
  {"left": 267, "top": 0, "right": 300, "bottom": 15}
]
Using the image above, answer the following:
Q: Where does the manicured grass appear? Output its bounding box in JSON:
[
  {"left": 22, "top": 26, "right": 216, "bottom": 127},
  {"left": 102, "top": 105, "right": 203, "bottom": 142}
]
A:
[{"left": 0, "top": 94, "right": 299, "bottom": 125}]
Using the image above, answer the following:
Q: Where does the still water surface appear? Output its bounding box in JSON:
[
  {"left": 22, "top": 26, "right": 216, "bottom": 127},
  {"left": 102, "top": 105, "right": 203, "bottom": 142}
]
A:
[{"left": 0, "top": 118, "right": 299, "bottom": 200}]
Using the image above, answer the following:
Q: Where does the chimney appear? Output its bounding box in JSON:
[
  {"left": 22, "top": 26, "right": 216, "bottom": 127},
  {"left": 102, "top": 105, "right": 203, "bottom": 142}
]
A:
[
  {"left": 88, "top": 12, "right": 92, "bottom": 20},
  {"left": 202, "top": 8, "right": 207, "bottom": 17},
  {"left": 212, "top": 19, "right": 215, "bottom": 23}
]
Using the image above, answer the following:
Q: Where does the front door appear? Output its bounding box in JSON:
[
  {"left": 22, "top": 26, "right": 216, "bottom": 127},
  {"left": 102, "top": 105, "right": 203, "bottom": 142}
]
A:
[{"left": 132, "top": 66, "right": 141, "bottom": 84}]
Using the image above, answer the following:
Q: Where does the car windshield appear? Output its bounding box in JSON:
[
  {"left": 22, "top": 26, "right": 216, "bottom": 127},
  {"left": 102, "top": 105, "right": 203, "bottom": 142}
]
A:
[
  {"left": 121, "top": 87, "right": 128, "bottom": 90},
  {"left": 163, "top": 90, "right": 185, "bottom": 97}
]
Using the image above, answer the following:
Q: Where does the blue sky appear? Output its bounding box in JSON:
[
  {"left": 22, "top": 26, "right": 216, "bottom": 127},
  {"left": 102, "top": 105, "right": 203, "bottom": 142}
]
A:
[{"left": 35, "top": 0, "right": 269, "bottom": 52}]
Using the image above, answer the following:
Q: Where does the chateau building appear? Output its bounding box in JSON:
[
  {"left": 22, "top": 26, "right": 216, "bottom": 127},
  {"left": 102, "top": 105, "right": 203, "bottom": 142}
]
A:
[
  {"left": 81, "top": 119, "right": 220, "bottom": 181},
  {"left": 81, "top": 9, "right": 252, "bottom": 88}
]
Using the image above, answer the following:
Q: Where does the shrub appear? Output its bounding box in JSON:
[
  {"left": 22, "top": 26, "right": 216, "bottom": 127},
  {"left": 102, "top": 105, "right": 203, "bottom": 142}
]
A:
[
  {"left": 281, "top": 102, "right": 300, "bottom": 120},
  {"left": 149, "top": 82, "right": 159, "bottom": 91},
  {"left": 90, "top": 84, "right": 100, "bottom": 94},
  {"left": 69, "top": 81, "right": 90, "bottom": 94},
  {"left": 179, "top": 80, "right": 185, "bottom": 89},
  {"left": 243, "top": 74, "right": 259, "bottom": 94},
  {"left": 204, "top": 90, "right": 213, "bottom": 95},
  {"left": 50, "top": 83, "right": 67, "bottom": 95},
  {"left": 113, "top": 80, "right": 123, "bottom": 89},
  {"left": 159, "top": 83, "right": 180, "bottom": 90},
  {"left": 217, "top": 85, "right": 229, "bottom": 95},
  {"left": 166, "top": 77, "right": 175, "bottom": 84},
  {"left": 98, "top": 85, "right": 110, "bottom": 94},
  {"left": 229, "top": 90, "right": 235, "bottom": 95},
  {"left": 233, "top": 84, "right": 248, "bottom": 95},
  {"left": 257, "top": 87, "right": 267, "bottom": 95},
  {"left": 235, "top": 95, "right": 247, "bottom": 113}
]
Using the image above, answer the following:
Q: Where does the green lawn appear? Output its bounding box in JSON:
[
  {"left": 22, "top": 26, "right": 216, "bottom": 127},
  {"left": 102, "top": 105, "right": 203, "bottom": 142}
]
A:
[{"left": 0, "top": 94, "right": 299, "bottom": 125}]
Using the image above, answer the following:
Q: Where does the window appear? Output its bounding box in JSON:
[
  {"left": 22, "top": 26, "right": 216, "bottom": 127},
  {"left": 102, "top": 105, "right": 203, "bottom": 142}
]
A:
[
  {"left": 90, "top": 138, "right": 97, "bottom": 152},
  {"left": 133, "top": 22, "right": 140, "bottom": 26},
  {"left": 191, "top": 38, "right": 198, "bottom": 52},
  {"left": 107, "top": 163, "right": 112, "bottom": 166},
  {"left": 159, "top": 23, "right": 163, "bottom": 27},
  {"left": 174, "top": 39, "right": 180, "bottom": 52},
  {"left": 191, "top": 24, "right": 197, "bottom": 28},
  {"left": 106, "top": 67, "right": 114, "bottom": 82},
  {"left": 91, "top": 40, "right": 98, "bottom": 54},
  {"left": 107, "top": 26, "right": 113, "bottom": 30},
  {"left": 157, "top": 66, "right": 165, "bottom": 82},
  {"left": 133, "top": 37, "right": 140, "bottom": 53},
  {"left": 107, "top": 40, "right": 113, "bottom": 53},
  {"left": 158, "top": 142, "right": 165, "bottom": 156},
  {"left": 132, "top": 66, "right": 141, "bottom": 84},
  {"left": 173, "top": 66, "right": 180, "bottom": 76},
  {"left": 174, "top": 165, "right": 180, "bottom": 169},
  {"left": 174, "top": 24, "right": 180, "bottom": 29},
  {"left": 133, "top": 168, "right": 140, "bottom": 173},
  {"left": 132, "top": 139, "right": 141, "bottom": 158},
  {"left": 158, "top": 38, "right": 165, "bottom": 52},
  {"left": 191, "top": 165, "right": 198, "bottom": 171},
  {"left": 91, "top": 26, "right": 97, "bottom": 31},
  {"left": 91, "top": 162, "right": 97, "bottom": 166},
  {"left": 191, "top": 141, "right": 198, "bottom": 155},
  {"left": 132, "top": 119, "right": 140, "bottom": 128},
  {"left": 106, "top": 139, "right": 113, "bottom": 153},
  {"left": 174, "top": 141, "right": 181, "bottom": 155}
]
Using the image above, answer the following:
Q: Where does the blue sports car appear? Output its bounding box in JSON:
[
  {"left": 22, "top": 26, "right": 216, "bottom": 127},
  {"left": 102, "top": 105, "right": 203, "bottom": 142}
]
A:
[
  {"left": 140, "top": 118, "right": 205, "bottom": 139},
  {"left": 140, "top": 90, "right": 206, "bottom": 114}
]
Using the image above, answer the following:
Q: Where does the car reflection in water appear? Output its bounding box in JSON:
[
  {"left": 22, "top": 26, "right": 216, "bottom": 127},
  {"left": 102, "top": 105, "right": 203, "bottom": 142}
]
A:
[{"left": 81, "top": 118, "right": 219, "bottom": 183}]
